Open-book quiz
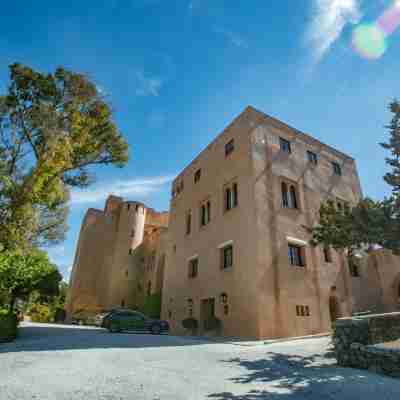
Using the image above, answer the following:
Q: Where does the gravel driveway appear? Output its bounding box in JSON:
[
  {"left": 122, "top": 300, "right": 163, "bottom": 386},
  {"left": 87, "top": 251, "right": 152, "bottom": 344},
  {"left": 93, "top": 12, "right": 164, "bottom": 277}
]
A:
[{"left": 1, "top": 322, "right": 400, "bottom": 400}]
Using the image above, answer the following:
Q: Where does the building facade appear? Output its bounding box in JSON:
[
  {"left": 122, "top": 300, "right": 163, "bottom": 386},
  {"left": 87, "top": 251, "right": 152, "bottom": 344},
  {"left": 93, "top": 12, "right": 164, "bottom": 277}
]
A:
[
  {"left": 161, "top": 106, "right": 364, "bottom": 339},
  {"left": 67, "top": 106, "right": 400, "bottom": 339},
  {"left": 65, "top": 196, "right": 168, "bottom": 318}
]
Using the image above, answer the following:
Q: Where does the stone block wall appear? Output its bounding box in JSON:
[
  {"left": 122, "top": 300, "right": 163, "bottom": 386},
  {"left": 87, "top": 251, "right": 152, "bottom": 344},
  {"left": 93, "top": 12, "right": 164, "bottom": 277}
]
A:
[{"left": 333, "top": 312, "right": 400, "bottom": 377}]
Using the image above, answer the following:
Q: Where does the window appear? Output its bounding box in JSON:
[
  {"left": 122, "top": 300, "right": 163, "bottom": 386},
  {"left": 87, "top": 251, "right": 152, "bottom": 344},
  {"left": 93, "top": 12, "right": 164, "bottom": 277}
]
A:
[
  {"left": 307, "top": 151, "right": 318, "bottom": 165},
  {"left": 127, "top": 204, "right": 130, "bottom": 210},
  {"left": 131, "top": 229, "right": 135, "bottom": 238},
  {"left": 221, "top": 245, "right": 233, "bottom": 270},
  {"left": 332, "top": 161, "right": 342, "bottom": 176},
  {"left": 188, "top": 258, "right": 198, "bottom": 278},
  {"left": 280, "top": 137, "right": 292, "bottom": 154},
  {"left": 129, "top": 248, "right": 133, "bottom": 255},
  {"left": 200, "top": 200, "right": 211, "bottom": 226},
  {"left": 224, "top": 182, "right": 238, "bottom": 211},
  {"left": 194, "top": 169, "right": 201, "bottom": 183},
  {"left": 225, "top": 139, "right": 235, "bottom": 156},
  {"left": 147, "top": 281, "right": 152, "bottom": 296},
  {"left": 323, "top": 247, "right": 333, "bottom": 263},
  {"left": 125, "top": 270, "right": 129, "bottom": 277},
  {"left": 348, "top": 256, "right": 360, "bottom": 277},
  {"left": 296, "top": 305, "right": 310, "bottom": 317},
  {"left": 186, "top": 210, "right": 192, "bottom": 235},
  {"left": 288, "top": 244, "right": 306, "bottom": 267},
  {"left": 282, "top": 181, "right": 299, "bottom": 209}
]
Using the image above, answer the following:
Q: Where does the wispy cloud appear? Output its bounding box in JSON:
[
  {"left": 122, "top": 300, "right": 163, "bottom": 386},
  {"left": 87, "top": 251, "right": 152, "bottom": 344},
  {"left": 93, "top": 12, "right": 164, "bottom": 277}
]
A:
[
  {"left": 71, "top": 175, "right": 174, "bottom": 205},
  {"left": 213, "top": 26, "right": 248, "bottom": 49},
  {"left": 306, "top": 0, "right": 362, "bottom": 64},
  {"left": 135, "top": 71, "right": 163, "bottom": 97}
]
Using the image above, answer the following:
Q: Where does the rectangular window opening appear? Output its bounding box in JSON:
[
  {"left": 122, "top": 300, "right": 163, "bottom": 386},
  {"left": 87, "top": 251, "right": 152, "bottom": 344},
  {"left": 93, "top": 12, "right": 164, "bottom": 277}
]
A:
[
  {"left": 280, "top": 137, "right": 292, "bottom": 154},
  {"left": 225, "top": 139, "right": 235, "bottom": 157},
  {"left": 288, "top": 244, "right": 306, "bottom": 267}
]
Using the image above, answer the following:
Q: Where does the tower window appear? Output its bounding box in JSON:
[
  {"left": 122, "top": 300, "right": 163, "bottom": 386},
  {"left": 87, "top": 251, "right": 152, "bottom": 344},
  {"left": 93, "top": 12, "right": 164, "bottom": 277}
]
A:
[
  {"left": 186, "top": 210, "right": 192, "bottom": 235},
  {"left": 280, "top": 137, "right": 292, "bottom": 154},
  {"left": 221, "top": 245, "right": 233, "bottom": 270},
  {"left": 307, "top": 150, "right": 318, "bottom": 165},
  {"left": 194, "top": 169, "right": 201, "bottom": 183},
  {"left": 332, "top": 162, "right": 342, "bottom": 176},
  {"left": 288, "top": 244, "right": 306, "bottom": 267},
  {"left": 224, "top": 181, "right": 238, "bottom": 211},
  {"left": 188, "top": 258, "right": 198, "bottom": 278},
  {"left": 225, "top": 139, "right": 235, "bottom": 156},
  {"left": 282, "top": 181, "right": 299, "bottom": 209}
]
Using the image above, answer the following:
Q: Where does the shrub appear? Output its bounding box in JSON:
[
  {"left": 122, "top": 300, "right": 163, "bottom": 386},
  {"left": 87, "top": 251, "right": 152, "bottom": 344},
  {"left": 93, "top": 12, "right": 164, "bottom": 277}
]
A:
[
  {"left": 30, "top": 304, "right": 52, "bottom": 323},
  {"left": 143, "top": 293, "right": 162, "bottom": 319},
  {"left": 204, "top": 317, "right": 222, "bottom": 332},
  {"left": 0, "top": 309, "right": 18, "bottom": 342},
  {"left": 182, "top": 318, "right": 198, "bottom": 331}
]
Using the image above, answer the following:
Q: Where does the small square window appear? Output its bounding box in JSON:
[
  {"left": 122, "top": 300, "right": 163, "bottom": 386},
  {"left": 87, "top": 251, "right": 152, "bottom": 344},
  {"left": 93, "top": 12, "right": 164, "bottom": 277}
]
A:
[
  {"left": 280, "top": 137, "right": 292, "bottom": 154},
  {"left": 188, "top": 258, "right": 198, "bottom": 278},
  {"left": 194, "top": 169, "right": 201, "bottom": 183},
  {"left": 307, "top": 151, "right": 318, "bottom": 165},
  {"left": 225, "top": 139, "right": 235, "bottom": 157},
  {"left": 288, "top": 244, "right": 306, "bottom": 267},
  {"left": 221, "top": 245, "right": 233, "bottom": 269},
  {"left": 332, "top": 162, "right": 342, "bottom": 176}
]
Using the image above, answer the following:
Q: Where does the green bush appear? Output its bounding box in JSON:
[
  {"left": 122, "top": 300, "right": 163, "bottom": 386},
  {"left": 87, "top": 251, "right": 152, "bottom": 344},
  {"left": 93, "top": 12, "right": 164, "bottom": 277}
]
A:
[
  {"left": 182, "top": 318, "right": 198, "bottom": 332},
  {"left": 0, "top": 309, "right": 18, "bottom": 342},
  {"left": 30, "top": 304, "right": 52, "bottom": 323},
  {"left": 142, "top": 293, "right": 161, "bottom": 319},
  {"left": 204, "top": 317, "right": 222, "bottom": 332}
]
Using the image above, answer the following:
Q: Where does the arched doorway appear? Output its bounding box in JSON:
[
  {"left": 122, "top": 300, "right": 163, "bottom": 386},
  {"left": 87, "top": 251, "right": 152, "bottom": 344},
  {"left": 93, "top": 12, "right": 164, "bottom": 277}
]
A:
[{"left": 329, "top": 296, "right": 341, "bottom": 322}]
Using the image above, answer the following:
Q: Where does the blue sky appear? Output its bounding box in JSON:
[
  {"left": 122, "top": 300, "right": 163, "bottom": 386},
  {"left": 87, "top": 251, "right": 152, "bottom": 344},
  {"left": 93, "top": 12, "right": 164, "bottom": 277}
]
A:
[{"left": 1, "top": 1, "right": 399, "bottom": 280}]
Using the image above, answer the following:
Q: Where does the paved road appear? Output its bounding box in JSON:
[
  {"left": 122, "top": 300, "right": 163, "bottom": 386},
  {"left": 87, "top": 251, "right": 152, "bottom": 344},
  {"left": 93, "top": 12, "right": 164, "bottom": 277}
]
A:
[{"left": 1, "top": 322, "right": 400, "bottom": 400}]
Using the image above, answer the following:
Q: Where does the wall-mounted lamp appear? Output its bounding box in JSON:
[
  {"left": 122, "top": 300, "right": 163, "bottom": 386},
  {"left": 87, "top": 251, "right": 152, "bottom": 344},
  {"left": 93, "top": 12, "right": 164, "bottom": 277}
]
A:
[{"left": 220, "top": 292, "right": 228, "bottom": 304}]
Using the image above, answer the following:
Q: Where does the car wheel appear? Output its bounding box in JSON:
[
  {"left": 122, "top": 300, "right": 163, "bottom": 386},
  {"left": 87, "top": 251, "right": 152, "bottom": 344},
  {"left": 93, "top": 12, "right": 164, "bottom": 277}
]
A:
[
  {"left": 109, "top": 323, "right": 120, "bottom": 333},
  {"left": 151, "top": 324, "right": 161, "bottom": 335}
]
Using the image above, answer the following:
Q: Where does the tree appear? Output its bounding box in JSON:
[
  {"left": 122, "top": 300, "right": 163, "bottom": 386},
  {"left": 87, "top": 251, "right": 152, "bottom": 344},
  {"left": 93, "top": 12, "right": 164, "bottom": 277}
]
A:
[
  {"left": 381, "top": 100, "right": 400, "bottom": 196},
  {"left": 0, "top": 249, "right": 62, "bottom": 311},
  {"left": 310, "top": 198, "right": 396, "bottom": 255},
  {"left": 311, "top": 100, "right": 400, "bottom": 255},
  {"left": 0, "top": 63, "right": 129, "bottom": 250}
]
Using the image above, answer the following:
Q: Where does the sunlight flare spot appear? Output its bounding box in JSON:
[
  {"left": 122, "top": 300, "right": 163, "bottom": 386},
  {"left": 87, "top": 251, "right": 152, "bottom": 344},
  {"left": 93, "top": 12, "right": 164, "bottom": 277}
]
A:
[{"left": 352, "top": 24, "right": 387, "bottom": 60}]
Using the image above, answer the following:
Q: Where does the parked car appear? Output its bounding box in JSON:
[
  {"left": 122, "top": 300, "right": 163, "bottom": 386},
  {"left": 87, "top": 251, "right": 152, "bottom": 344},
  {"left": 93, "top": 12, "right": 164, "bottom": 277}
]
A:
[{"left": 104, "top": 310, "right": 169, "bottom": 334}]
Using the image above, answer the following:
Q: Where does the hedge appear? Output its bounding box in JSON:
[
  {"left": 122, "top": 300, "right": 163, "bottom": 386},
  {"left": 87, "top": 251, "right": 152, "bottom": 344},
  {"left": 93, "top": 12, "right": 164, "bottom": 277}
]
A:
[
  {"left": 142, "top": 293, "right": 161, "bottom": 319},
  {"left": 0, "top": 310, "right": 18, "bottom": 343}
]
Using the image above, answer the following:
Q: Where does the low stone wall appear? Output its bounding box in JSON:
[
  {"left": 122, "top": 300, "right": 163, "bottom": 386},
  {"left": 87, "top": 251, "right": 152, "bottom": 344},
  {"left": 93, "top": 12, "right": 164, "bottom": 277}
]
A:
[{"left": 333, "top": 312, "right": 400, "bottom": 378}]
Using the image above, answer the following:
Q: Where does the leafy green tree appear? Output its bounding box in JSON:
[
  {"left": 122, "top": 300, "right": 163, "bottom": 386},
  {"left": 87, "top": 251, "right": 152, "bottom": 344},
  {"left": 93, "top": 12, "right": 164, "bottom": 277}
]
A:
[
  {"left": 0, "top": 63, "right": 129, "bottom": 250},
  {"left": 0, "top": 249, "right": 62, "bottom": 311},
  {"left": 311, "top": 100, "right": 400, "bottom": 255}
]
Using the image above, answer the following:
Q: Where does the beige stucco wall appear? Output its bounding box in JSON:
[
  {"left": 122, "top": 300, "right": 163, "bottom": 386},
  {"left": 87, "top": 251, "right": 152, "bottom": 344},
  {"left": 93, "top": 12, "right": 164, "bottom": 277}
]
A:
[
  {"left": 352, "top": 249, "right": 400, "bottom": 314},
  {"left": 66, "top": 196, "right": 168, "bottom": 319},
  {"left": 162, "top": 106, "right": 363, "bottom": 339}
]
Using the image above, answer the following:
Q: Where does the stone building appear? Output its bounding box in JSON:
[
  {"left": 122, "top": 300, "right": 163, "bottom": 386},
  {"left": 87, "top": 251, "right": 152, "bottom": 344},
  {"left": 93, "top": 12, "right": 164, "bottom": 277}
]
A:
[
  {"left": 65, "top": 195, "right": 168, "bottom": 318},
  {"left": 161, "top": 106, "right": 367, "bottom": 339},
  {"left": 67, "top": 106, "right": 400, "bottom": 339}
]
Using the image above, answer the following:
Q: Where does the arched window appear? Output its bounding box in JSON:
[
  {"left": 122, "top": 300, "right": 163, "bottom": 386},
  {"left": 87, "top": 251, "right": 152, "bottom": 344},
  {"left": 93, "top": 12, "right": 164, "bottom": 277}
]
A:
[
  {"left": 282, "top": 182, "right": 289, "bottom": 208},
  {"left": 289, "top": 185, "right": 298, "bottom": 209}
]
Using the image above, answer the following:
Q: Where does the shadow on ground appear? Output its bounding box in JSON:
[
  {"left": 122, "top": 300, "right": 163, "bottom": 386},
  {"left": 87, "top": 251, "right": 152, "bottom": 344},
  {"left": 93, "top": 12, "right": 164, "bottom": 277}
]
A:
[
  {"left": 207, "top": 345, "right": 398, "bottom": 399},
  {"left": 0, "top": 323, "right": 211, "bottom": 353}
]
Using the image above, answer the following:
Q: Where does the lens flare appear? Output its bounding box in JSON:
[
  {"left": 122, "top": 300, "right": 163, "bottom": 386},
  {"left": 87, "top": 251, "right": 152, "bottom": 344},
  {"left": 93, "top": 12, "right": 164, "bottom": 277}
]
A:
[
  {"left": 352, "top": 1, "right": 400, "bottom": 60},
  {"left": 352, "top": 24, "right": 387, "bottom": 60}
]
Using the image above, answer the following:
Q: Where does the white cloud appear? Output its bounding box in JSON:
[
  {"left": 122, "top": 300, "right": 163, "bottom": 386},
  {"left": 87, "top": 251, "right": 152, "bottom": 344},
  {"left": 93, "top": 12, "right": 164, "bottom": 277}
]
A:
[
  {"left": 213, "top": 26, "right": 248, "bottom": 49},
  {"left": 70, "top": 175, "right": 174, "bottom": 205},
  {"left": 306, "top": 0, "right": 362, "bottom": 64},
  {"left": 135, "top": 71, "right": 163, "bottom": 97}
]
